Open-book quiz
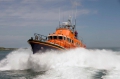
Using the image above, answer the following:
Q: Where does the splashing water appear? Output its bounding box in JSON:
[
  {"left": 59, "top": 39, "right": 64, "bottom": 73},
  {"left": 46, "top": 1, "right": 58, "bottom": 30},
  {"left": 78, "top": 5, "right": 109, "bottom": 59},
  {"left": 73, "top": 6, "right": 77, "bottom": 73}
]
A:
[{"left": 0, "top": 48, "right": 120, "bottom": 79}]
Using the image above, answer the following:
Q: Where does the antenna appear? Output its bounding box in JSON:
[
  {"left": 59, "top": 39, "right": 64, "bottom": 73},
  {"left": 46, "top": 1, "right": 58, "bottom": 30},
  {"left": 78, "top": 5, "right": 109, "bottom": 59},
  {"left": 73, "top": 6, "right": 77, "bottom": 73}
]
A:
[
  {"left": 71, "top": 4, "right": 74, "bottom": 26},
  {"left": 75, "top": 19, "right": 76, "bottom": 31},
  {"left": 63, "top": 11, "right": 64, "bottom": 22},
  {"left": 74, "top": 5, "right": 77, "bottom": 31},
  {"left": 69, "top": 16, "right": 72, "bottom": 25},
  {"left": 59, "top": 8, "right": 61, "bottom": 27}
]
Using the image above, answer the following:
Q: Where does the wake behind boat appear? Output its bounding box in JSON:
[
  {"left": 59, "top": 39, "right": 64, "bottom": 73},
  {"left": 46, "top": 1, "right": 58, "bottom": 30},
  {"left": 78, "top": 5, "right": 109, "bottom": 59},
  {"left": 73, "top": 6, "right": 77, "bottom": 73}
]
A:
[{"left": 28, "top": 19, "right": 86, "bottom": 54}]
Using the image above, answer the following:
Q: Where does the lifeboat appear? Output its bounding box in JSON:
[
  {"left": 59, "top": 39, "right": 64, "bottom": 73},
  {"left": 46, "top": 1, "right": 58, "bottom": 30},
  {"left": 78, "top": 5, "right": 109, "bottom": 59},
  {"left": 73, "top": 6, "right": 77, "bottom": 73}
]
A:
[{"left": 28, "top": 19, "right": 86, "bottom": 54}]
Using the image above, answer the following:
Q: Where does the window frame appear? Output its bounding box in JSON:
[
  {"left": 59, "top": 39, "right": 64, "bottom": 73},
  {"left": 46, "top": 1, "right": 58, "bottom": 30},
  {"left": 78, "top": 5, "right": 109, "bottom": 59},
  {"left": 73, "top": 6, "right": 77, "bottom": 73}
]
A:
[
  {"left": 48, "top": 36, "right": 52, "bottom": 40},
  {"left": 58, "top": 36, "right": 63, "bottom": 40}
]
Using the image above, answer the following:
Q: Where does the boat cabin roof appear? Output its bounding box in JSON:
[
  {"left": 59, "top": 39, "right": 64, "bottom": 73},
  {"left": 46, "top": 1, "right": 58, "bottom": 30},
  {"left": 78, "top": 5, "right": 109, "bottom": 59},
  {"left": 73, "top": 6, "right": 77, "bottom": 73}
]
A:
[{"left": 48, "top": 28, "right": 76, "bottom": 39}]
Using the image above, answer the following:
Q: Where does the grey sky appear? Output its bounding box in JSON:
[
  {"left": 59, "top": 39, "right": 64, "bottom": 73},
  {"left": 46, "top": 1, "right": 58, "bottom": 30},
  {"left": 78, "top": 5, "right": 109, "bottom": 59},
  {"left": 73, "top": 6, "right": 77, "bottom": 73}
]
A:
[{"left": 0, "top": 0, "right": 120, "bottom": 48}]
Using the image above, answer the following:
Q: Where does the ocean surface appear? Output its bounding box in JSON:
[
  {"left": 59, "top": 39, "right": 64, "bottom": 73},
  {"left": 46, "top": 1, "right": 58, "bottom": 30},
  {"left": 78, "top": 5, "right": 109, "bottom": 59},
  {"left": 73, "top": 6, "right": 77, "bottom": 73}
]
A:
[{"left": 0, "top": 47, "right": 120, "bottom": 79}]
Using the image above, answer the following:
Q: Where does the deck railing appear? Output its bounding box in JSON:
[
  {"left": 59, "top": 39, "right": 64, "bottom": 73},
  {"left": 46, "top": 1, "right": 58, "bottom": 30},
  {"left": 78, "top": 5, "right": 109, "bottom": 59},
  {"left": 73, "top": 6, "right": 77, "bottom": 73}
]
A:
[{"left": 29, "top": 33, "right": 47, "bottom": 42}]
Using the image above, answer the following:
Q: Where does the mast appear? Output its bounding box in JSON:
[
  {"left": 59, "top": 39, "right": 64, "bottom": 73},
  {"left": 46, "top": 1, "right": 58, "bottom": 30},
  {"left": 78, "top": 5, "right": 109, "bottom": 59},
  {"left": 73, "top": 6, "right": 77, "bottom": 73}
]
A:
[
  {"left": 59, "top": 8, "right": 61, "bottom": 27},
  {"left": 74, "top": 5, "right": 77, "bottom": 31},
  {"left": 75, "top": 19, "right": 76, "bottom": 31}
]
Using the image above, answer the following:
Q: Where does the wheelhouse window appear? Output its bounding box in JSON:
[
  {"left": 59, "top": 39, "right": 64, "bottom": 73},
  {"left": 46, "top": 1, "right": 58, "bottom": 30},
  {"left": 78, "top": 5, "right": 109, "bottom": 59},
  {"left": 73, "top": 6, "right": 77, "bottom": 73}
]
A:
[
  {"left": 59, "top": 36, "right": 63, "bottom": 40},
  {"left": 67, "top": 38, "right": 69, "bottom": 42},
  {"left": 64, "top": 37, "right": 66, "bottom": 40},
  {"left": 72, "top": 40, "right": 73, "bottom": 43},
  {"left": 69, "top": 39, "right": 71, "bottom": 43},
  {"left": 48, "top": 36, "right": 52, "bottom": 40},
  {"left": 53, "top": 36, "right": 57, "bottom": 39}
]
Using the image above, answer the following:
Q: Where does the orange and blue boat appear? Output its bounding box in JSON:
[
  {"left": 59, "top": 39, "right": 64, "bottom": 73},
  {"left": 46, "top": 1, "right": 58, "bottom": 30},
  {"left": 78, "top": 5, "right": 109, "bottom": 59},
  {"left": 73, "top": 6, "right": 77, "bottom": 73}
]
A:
[{"left": 28, "top": 19, "right": 86, "bottom": 54}]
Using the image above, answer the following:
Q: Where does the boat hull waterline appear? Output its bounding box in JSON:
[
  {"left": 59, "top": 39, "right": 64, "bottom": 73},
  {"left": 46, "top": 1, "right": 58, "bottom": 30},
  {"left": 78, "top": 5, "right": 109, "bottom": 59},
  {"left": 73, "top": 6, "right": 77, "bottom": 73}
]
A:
[{"left": 28, "top": 40, "right": 64, "bottom": 54}]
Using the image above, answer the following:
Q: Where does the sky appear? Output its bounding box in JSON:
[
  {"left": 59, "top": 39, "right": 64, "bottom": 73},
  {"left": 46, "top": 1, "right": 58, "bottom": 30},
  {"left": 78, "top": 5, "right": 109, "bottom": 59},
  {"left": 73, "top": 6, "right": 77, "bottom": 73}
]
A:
[{"left": 0, "top": 0, "right": 120, "bottom": 48}]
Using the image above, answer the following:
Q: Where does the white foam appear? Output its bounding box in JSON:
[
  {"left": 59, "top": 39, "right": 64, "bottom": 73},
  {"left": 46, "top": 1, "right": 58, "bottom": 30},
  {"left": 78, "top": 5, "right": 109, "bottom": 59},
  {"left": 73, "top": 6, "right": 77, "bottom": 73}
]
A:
[
  {"left": 0, "top": 48, "right": 32, "bottom": 70},
  {"left": 0, "top": 48, "right": 120, "bottom": 79}
]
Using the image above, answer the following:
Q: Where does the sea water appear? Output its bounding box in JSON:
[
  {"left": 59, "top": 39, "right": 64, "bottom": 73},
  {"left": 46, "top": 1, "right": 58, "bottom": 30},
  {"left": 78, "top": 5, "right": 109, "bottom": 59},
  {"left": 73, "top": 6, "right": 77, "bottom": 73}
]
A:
[{"left": 0, "top": 48, "right": 120, "bottom": 79}]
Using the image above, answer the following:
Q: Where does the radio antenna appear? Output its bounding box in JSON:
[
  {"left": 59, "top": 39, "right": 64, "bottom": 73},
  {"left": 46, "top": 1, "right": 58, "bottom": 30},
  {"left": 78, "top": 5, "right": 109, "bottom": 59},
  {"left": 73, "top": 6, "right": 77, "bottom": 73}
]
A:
[
  {"left": 74, "top": 5, "right": 77, "bottom": 31},
  {"left": 59, "top": 8, "right": 61, "bottom": 27}
]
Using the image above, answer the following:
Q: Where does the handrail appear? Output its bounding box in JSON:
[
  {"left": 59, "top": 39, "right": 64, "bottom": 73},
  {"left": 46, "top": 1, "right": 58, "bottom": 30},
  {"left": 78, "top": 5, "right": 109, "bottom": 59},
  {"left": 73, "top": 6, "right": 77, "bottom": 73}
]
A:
[{"left": 34, "top": 33, "right": 47, "bottom": 42}]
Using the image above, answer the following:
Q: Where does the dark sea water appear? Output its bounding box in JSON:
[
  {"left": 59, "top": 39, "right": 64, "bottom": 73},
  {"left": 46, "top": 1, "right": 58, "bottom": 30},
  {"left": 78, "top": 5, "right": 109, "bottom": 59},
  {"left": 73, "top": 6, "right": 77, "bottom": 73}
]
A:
[{"left": 0, "top": 47, "right": 120, "bottom": 79}]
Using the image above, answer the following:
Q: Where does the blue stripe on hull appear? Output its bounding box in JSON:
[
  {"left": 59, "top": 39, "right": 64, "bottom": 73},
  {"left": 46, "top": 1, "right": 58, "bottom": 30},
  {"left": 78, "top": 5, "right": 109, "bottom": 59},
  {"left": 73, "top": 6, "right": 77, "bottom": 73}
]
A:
[{"left": 30, "top": 42, "right": 61, "bottom": 54}]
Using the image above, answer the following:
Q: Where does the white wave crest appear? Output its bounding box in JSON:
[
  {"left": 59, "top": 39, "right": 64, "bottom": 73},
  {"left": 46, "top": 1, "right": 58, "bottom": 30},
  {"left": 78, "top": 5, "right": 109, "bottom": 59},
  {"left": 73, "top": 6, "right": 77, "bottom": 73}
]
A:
[{"left": 0, "top": 48, "right": 120, "bottom": 79}]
